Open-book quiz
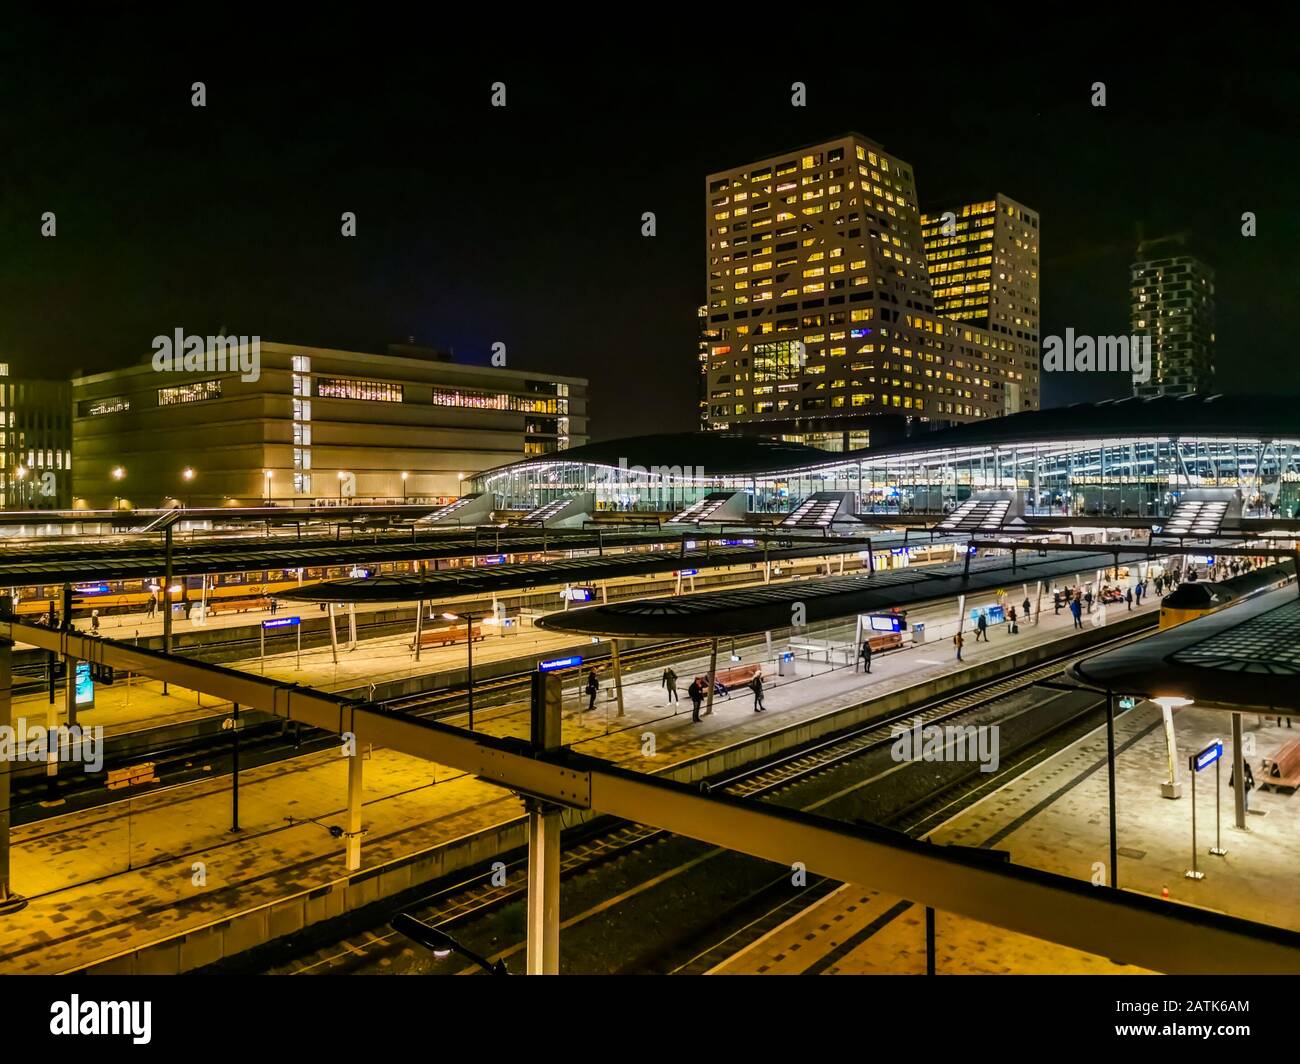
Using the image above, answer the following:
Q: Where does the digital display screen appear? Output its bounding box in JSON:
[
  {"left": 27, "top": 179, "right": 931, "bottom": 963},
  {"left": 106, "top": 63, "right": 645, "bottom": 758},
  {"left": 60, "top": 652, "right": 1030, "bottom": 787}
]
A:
[
  {"left": 75, "top": 662, "right": 94, "bottom": 706},
  {"left": 971, "top": 606, "right": 1005, "bottom": 625},
  {"left": 868, "top": 615, "right": 902, "bottom": 632}
]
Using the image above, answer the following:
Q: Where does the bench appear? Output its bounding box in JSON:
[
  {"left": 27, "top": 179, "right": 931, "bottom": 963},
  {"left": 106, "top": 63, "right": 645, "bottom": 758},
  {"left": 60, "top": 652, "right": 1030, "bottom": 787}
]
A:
[
  {"left": 1258, "top": 740, "right": 1300, "bottom": 792},
  {"left": 695, "top": 663, "right": 762, "bottom": 697},
  {"left": 414, "top": 625, "right": 483, "bottom": 648},
  {"left": 208, "top": 597, "right": 272, "bottom": 615},
  {"left": 864, "top": 632, "right": 903, "bottom": 653}
]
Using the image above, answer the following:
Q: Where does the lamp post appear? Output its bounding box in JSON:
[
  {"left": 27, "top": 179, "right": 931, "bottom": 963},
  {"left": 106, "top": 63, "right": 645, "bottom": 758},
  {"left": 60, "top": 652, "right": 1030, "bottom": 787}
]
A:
[
  {"left": 14, "top": 466, "right": 27, "bottom": 509},
  {"left": 110, "top": 465, "right": 125, "bottom": 511},
  {"left": 443, "top": 611, "right": 476, "bottom": 730},
  {"left": 181, "top": 466, "right": 195, "bottom": 508},
  {"left": 263, "top": 469, "right": 273, "bottom": 506},
  {"left": 338, "top": 470, "right": 349, "bottom": 502},
  {"left": 401, "top": 470, "right": 409, "bottom": 503},
  {"left": 390, "top": 913, "right": 506, "bottom": 975}
]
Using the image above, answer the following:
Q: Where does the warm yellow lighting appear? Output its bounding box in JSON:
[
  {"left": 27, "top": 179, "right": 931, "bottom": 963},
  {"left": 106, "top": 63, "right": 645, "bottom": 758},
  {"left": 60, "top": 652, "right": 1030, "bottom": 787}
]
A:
[
  {"left": 182, "top": 467, "right": 195, "bottom": 481},
  {"left": 1152, "top": 696, "right": 1194, "bottom": 710},
  {"left": 441, "top": 612, "right": 458, "bottom": 622},
  {"left": 110, "top": 466, "right": 125, "bottom": 480}
]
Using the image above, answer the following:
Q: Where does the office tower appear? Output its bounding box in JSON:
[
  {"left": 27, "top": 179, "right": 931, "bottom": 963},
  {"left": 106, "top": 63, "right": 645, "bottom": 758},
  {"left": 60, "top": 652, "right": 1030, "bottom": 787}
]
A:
[
  {"left": 1130, "top": 237, "right": 1215, "bottom": 398},
  {"left": 701, "top": 133, "right": 1039, "bottom": 451}
]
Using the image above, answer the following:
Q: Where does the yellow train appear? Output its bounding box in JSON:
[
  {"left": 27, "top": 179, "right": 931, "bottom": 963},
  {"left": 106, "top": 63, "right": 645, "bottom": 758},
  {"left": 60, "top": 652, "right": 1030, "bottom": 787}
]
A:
[{"left": 1159, "top": 562, "right": 1294, "bottom": 630}]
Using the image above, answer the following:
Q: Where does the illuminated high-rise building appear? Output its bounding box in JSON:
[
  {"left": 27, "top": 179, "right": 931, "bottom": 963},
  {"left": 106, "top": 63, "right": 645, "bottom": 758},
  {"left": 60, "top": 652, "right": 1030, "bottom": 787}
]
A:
[
  {"left": 1130, "top": 237, "right": 1215, "bottom": 398},
  {"left": 701, "top": 133, "right": 1039, "bottom": 451}
]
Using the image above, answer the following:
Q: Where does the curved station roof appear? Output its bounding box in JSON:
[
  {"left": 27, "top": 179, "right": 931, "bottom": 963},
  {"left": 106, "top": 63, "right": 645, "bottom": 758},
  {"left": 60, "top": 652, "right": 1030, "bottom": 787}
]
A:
[{"left": 536, "top": 548, "right": 1147, "bottom": 639}]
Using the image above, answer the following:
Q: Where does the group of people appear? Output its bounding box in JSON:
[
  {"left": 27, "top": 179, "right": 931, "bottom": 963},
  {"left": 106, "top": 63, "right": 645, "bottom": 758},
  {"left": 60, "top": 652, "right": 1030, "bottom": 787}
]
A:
[{"left": 580, "top": 664, "right": 767, "bottom": 725}]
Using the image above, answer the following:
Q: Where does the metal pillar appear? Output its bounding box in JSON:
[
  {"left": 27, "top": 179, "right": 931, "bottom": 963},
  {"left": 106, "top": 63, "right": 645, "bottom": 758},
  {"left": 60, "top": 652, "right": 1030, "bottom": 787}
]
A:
[
  {"left": 925, "top": 907, "right": 936, "bottom": 975},
  {"left": 0, "top": 598, "right": 25, "bottom": 911},
  {"left": 348, "top": 603, "right": 357, "bottom": 650},
  {"left": 328, "top": 603, "right": 339, "bottom": 664},
  {"left": 162, "top": 526, "right": 173, "bottom": 695},
  {"left": 345, "top": 737, "right": 364, "bottom": 871},
  {"left": 704, "top": 638, "right": 718, "bottom": 716},
  {"left": 1106, "top": 691, "right": 1118, "bottom": 889},
  {"left": 1232, "top": 711, "right": 1246, "bottom": 830},
  {"left": 527, "top": 671, "right": 562, "bottom": 975},
  {"left": 230, "top": 703, "right": 242, "bottom": 832},
  {"left": 610, "top": 639, "right": 625, "bottom": 718}
]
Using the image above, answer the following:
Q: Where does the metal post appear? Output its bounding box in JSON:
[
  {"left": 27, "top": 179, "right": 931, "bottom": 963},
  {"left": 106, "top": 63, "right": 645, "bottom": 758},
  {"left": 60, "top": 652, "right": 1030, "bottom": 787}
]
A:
[
  {"left": 162, "top": 526, "right": 173, "bottom": 695},
  {"left": 925, "top": 907, "right": 936, "bottom": 975},
  {"left": 345, "top": 735, "right": 364, "bottom": 871},
  {"left": 230, "top": 703, "right": 241, "bottom": 833},
  {"left": 1232, "top": 711, "right": 1246, "bottom": 830},
  {"left": 466, "top": 613, "right": 475, "bottom": 731},
  {"left": 611, "top": 638, "right": 625, "bottom": 718},
  {"left": 527, "top": 671, "right": 562, "bottom": 975},
  {"left": 0, "top": 599, "right": 24, "bottom": 912},
  {"left": 348, "top": 603, "right": 357, "bottom": 651},
  {"left": 1211, "top": 756, "right": 1226, "bottom": 856},
  {"left": 704, "top": 638, "right": 718, "bottom": 716},
  {"left": 328, "top": 602, "right": 339, "bottom": 664},
  {"left": 1106, "top": 691, "right": 1118, "bottom": 889},
  {"left": 1186, "top": 764, "right": 1202, "bottom": 880}
]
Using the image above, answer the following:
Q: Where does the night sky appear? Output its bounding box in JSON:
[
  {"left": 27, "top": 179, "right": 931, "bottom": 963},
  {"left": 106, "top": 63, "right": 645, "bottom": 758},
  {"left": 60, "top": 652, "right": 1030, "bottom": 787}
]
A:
[{"left": 3, "top": 19, "right": 1297, "bottom": 441}]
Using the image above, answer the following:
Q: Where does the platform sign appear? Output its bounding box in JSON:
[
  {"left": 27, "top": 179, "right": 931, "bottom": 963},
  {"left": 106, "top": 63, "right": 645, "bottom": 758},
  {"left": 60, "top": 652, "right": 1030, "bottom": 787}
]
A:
[
  {"left": 262, "top": 615, "right": 301, "bottom": 630},
  {"left": 539, "top": 655, "right": 582, "bottom": 673},
  {"left": 561, "top": 586, "right": 595, "bottom": 602},
  {"left": 74, "top": 661, "right": 94, "bottom": 707},
  {"left": 1190, "top": 739, "right": 1223, "bottom": 773},
  {"left": 1118, "top": 696, "right": 1137, "bottom": 710},
  {"left": 481, "top": 554, "right": 507, "bottom": 565},
  {"left": 868, "top": 614, "right": 903, "bottom": 633},
  {"left": 677, "top": 568, "right": 699, "bottom": 577}
]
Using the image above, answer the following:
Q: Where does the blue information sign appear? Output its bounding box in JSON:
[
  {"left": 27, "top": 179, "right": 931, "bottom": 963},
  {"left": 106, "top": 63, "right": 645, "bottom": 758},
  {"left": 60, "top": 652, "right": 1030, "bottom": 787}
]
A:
[
  {"left": 678, "top": 568, "right": 699, "bottom": 577},
  {"left": 1191, "top": 740, "right": 1223, "bottom": 773},
  {"left": 262, "top": 616, "right": 300, "bottom": 630},
  {"left": 75, "top": 661, "right": 94, "bottom": 707},
  {"left": 539, "top": 655, "right": 582, "bottom": 672}
]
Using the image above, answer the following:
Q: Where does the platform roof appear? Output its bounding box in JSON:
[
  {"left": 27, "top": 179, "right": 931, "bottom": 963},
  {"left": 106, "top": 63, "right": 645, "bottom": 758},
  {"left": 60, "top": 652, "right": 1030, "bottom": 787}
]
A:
[
  {"left": 535, "top": 548, "right": 1149, "bottom": 639},
  {"left": 1072, "top": 584, "right": 1300, "bottom": 713}
]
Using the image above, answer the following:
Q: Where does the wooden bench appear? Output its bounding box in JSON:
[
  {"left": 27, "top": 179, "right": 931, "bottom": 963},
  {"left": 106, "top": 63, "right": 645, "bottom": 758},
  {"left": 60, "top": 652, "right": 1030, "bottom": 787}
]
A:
[
  {"left": 865, "top": 632, "right": 903, "bottom": 653},
  {"left": 1258, "top": 740, "right": 1300, "bottom": 792},
  {"left": 695, "top": 663, "right": 762, "bottom": 697},
  {"left": 415, "top": 625, "right": 483, "bottom": 648},
  {"left": 208, "top": 597, "right": 272, "bottom": 615}
]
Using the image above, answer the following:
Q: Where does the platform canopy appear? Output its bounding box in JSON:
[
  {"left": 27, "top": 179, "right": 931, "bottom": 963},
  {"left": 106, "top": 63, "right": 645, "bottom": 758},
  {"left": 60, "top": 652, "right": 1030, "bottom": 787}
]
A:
[{"left": 1072, "top": 583, "right": 1300, "bottom": 713}]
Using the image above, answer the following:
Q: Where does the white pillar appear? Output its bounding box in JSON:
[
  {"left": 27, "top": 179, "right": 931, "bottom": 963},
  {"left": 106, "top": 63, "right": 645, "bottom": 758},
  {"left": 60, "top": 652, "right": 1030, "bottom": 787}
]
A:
[
  {"left": 526, "top": 803, "right": 560, "bottom": 974},
  {"left": 328, "top": 603, "right": 339, "bottom": 664},
  {"left": 345, "top": 743, "right": 364, "bottom": 871},
  {"left": 611, "top": 639, "right": 625, "bottom": 718},
  {"left": 704, "top": 638, "right": 718, "bottom": 716}
]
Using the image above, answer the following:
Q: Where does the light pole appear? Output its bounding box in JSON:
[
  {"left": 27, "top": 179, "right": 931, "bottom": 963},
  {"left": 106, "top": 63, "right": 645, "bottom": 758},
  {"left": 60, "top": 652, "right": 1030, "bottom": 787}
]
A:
[
  {"left": 263, "top": 469, "right": 273, "bottom": 506},
  {"left": 401, "top": 470, "right": 409, "bottom": 502},
  {"left": 181, "top": 467, "right": 195, "bottom": 508},
  {"left": 390, "top": 913, "right": 506, "bottom": 974},
  {"left": 110, "top": 465, "right": 125, "bottom": 511},
  {"left": 443, "top": 611, "right": 476, "bottom": 730},
  {"left": 338, "top": 470, "right": 349, "bottom": 502},
  {"left": 14, "top": 466, "right": 27, "bottom": 509}
]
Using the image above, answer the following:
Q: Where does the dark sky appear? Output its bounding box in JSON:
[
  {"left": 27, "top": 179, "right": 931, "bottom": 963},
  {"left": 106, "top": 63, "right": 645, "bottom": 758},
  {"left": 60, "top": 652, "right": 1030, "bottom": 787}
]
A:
[{"left": 3, "top": 19, "right": 1297, "bottom": 441}]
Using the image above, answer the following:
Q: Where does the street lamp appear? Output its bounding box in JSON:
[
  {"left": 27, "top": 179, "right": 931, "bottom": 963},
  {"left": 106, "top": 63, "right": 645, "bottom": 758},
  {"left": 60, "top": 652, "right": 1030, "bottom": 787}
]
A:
[
  {"left": 443, "top": 611, "right": 476, "bottom": 730},
  {"left": 337, "top": 470, "right": 349, "bottom": 502},
  {"left": 111, "top": 465, "right": 125, "bottom": 511},
  {"left": 401, "top": 470, "right": 409, "bottom": 502},
  {"left": 14, "top": 465, "right": 27, "bottom": 508},
  {"left": 390, "top": 913, "right": 506, "bottom": 975},
  {"left": 181, "top": 467, "right": 195, "bottom": 508},
  {"left": 263, "top": 469, "right": 273, "bottom": 505}
]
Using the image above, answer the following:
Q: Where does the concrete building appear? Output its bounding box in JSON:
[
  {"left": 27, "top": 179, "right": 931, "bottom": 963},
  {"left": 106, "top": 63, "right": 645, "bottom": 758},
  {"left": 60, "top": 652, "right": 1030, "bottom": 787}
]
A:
[
  {"left": 701, "top": 133, "right": 1039, "bottom": 453},
  {"left": 1131, "top": 237, "right": 1215, "bottom": 398},
  {"left": 71, "top": 341, "right": 587, "bottom": 509},
  {"left": 0, "top": 364, "right": 72, "bottom": 510},
  {"left": 920, "top": 194, "right": 1040, "bottom": 414}
]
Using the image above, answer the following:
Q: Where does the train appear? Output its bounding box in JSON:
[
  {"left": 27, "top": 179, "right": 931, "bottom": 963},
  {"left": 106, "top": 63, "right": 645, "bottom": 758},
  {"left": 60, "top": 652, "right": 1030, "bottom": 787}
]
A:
[{"left": 1158, "top": 561, "right": 1294, "bottom": 630}]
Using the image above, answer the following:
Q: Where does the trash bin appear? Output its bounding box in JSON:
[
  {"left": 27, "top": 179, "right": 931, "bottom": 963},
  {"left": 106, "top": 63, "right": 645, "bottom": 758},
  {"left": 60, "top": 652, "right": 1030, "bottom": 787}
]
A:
[
  {"left": 911, "top": 622, "right": 926, "bottom": 644},
  {"left": 777, "top": 651, "right": 794, "bottom": 677}
]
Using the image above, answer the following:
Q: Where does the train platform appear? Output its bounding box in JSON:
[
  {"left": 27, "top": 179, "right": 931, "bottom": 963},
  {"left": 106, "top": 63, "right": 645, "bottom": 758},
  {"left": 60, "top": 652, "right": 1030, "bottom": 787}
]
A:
[
  {"left": 929, "top": 701, "right": 1300, "bottom": 935},
  {"left": 0, "top": 588, "right": 1160, "bottom": 973}
]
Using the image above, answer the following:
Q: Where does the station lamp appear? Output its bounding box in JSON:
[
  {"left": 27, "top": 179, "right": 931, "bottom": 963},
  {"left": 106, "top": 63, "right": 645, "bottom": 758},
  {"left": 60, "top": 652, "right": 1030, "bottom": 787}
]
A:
[
  {"left": 389, "top": 913, "right": 506, "bottom": 975},
  {"left": 182, "top": 467, "right": 195, "bottom": 481},
  {"left": 1152, "top": 696, "right": 1195, "bottom": 710}
]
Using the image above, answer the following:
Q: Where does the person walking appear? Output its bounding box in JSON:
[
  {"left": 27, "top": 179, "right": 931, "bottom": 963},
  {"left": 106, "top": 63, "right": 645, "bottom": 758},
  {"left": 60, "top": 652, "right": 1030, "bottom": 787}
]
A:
[
  {"left": 975, "top": 612, "right": 988, "bottom": 642},
  {"left": 146, "top": 594, "right": 157, "bottom": 619},
  {"left": 1007, "top": 605, "right": 1018, "bottom": 634},
  {"left": 687, "top": 679, "right": 704, "bottom": 724},
  {"left": 953, "top": 630, "right": 964, "bottom": 662},
  {"left": 91, "top": 609, "right": 100, "bottom": 634},
  {"left": 661, "top": 666, "right": 679, "bottom": 704},
  {"left": 1053, "top": 589, "right": 1062, "bottom": 615},
  {"left": 1084, "top": 589, "right": 1094, "bottom": 614},
  {"left": 584, "top": 668, "right": 599, "bottom": 711},
  {"left": 1230, "top": 761, "right": 1256, "bottom": 812},
  {"left": 751, "top": 673, "right": 766, "bottom": 712},
  {"left": 858, "top": 640, "right": 873, "bottom": 673},
  {"left": 1070, "top": 596, "right": 1083, "bottom": 630}
]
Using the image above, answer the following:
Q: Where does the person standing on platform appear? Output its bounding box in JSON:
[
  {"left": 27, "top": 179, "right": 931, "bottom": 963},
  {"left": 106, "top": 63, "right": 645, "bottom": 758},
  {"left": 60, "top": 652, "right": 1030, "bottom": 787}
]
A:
[
  {"left": 584, "top": 668, "right": 599, "bottom": 711},
  {"left": 858, "top": 640, "right": 873, "bottom": 674},
  {"left": 953, "top": 630, "right": 964, "bottom": 662},
  {"left": 975, "top": 612, "right": 988, "bottom": 642},
  {"left": 1084, "top": 589, "right": 1094, "bottom": 614},
  {"left": 751, "top": 673, "right": 766, "bottom": 712},
  {"left": 662, "top": 666, "right": 678, "bottom": 704},
  {"left": 1022, "top": 596, "right": 1031, "bottom": 622},
  {"left": 1053, "top": 590, "right": 1062, "bottom": 615},
  {"left": 1231, "top": 762, "right": 1256, "bottom": 812},
  {"left": 1125, "top": 587, "right": 1134, "bottom": 611},
  {"left": 91, "top": 609, "right": 100, "bottom": 634},
  {"left": 1070, "top": 596, "right": 1083, "bottom": 630},
  {"left": 687, "top": 679, "right": 704, "bottom": 723},
  {"left": 1007, "top": 605, "right": 1018, "bottom": 634}
]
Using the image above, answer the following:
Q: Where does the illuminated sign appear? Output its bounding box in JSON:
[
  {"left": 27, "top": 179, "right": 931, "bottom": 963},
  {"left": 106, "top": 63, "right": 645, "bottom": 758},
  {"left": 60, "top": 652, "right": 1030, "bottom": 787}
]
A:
[
  {"left": 1190, "top": 739, "right": 1223, "bottom": 773},
  {"left": 75, "top": 662, "right": 94, "bottom": 707},
  {"left": 868, "top": 614, "right": 903, "bottom": 633},
  {"left": 678, "top": 569, "right": 699, "bottom": 577},
  {"left": 482, "top": 554, "right": 507, "bottom": 565},
  {"left": 74, "top": 583, "right": 111, "bottom": 596},
  {"left": 539, "top": 655, "right": 582, "bottom": 672},
  {"left": 262, "top": 616, "right": 301, "bottom": 630}
]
